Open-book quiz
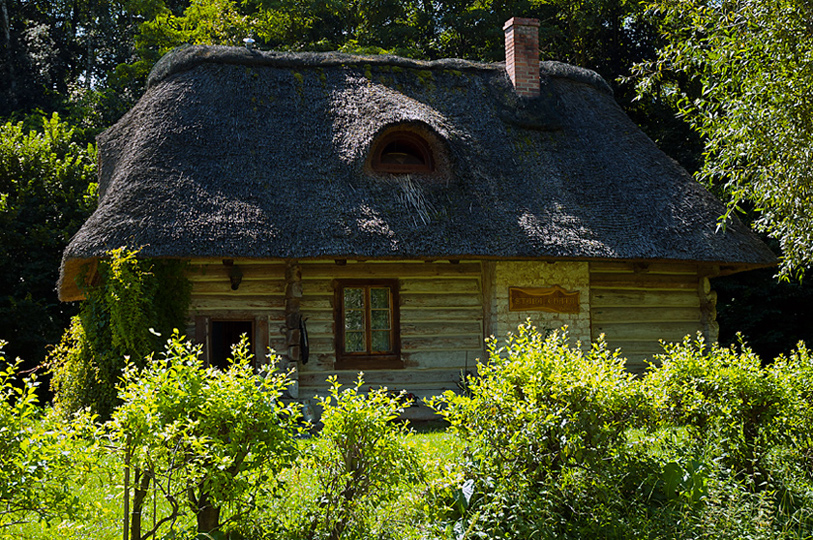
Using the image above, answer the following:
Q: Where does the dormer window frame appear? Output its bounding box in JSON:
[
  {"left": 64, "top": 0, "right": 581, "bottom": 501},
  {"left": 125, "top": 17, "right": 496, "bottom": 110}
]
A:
[{"left": 371, "top": 131, "right": 435, "bottom": 175}]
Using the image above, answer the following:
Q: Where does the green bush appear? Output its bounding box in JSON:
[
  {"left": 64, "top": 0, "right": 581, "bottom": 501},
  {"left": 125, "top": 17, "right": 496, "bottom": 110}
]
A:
[
  {"left": 429, "top": 324, "right": 813, "bottom": 539},
  {"left": 304, "top": 375, "right": 422, "bottom": 540},
  {"left": 434, "top": 324, "right": 637, "bottom": 484},
  {"left": 770, "top": 343, "right": 813, "bottom": 453},
  {"left": 645, "top": 334, "right": 793, "bottom": 483},
  {"left": 431, "top": 323, "right": 642, "bottom": 538},
  {"left": 6, "top": 320, "right": 813, "bottom": 540},
  {"left": 0, "top": 341, "right": 96, "bottom": 530},
  {"left": 108, "top": 332, "right": 301, "bottom": 537}
]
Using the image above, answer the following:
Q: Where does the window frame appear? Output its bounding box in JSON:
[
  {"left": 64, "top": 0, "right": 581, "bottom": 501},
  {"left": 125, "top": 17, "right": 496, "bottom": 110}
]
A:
[
  {"left": 195, "top": 314, "right": 268, "bottom": 371},
  {"left": 333, "top": 279, "right": 402, "bottom": 370},
  {"left": 371, "top": 131, "right": 435, "bottom": 174}
]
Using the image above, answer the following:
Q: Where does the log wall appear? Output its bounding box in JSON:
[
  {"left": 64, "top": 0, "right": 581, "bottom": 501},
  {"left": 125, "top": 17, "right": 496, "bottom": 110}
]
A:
[
  {"left": 186, "top": 259, "right": 485, "bottom": 417},
  {"left": 297, "top": 261, "right": 484, "bottom": 408},
  {"left": 589, "top": 261, "right": 719, "bottom": 372},
  {"left": 186, "top": 260, "right": 287, "bottom": 367},
  {"left": 185, "top": 258, "right": 722, "bottom": 412}
]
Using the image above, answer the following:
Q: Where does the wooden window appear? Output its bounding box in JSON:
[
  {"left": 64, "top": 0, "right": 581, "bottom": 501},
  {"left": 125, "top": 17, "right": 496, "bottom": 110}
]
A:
[
  {"left": 334, "top": 279, "right": 402, "bottom": 369},
  {"left": 371, "top": 132, "right": 434, "bottom": 174},
  {"left": 195, "top": 315, "right": 269, "bottom": 371},
  {"left": 210, "top": 320, "right": 253, "bottom": 370}
]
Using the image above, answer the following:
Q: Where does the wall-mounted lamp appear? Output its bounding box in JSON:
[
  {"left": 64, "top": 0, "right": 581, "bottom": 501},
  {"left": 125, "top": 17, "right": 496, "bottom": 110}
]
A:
[
  {"left": 229, "top": 265, "right": 243, "bottom": 290},
  {"left": 223, "top": 260, "right": 243, "bottom": 290}
]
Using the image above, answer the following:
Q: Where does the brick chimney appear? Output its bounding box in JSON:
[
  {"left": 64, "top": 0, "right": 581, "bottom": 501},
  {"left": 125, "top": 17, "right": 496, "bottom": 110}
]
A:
[{"left": 503, "top": 17, "right": 540, "bottom": 97}]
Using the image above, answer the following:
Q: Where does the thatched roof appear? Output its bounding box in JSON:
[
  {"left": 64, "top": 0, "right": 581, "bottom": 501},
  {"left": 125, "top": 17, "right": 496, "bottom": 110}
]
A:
[{"left": 59, "top": 45, "right": 775, "bottom": 300}]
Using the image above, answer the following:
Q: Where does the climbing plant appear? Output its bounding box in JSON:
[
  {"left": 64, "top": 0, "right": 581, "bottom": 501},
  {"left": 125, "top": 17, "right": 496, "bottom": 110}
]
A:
[{"left": 48, "top": 247, "right": 191, "bottom": 419}]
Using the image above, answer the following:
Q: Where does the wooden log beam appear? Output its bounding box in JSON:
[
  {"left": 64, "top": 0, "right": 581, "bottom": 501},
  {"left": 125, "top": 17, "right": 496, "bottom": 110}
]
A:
[
  {"left": 590, "top": 290, "right": 701, "bottom": 308},
  {"left": 592, "top": 321, "right": 702, "bottom": 341},
  {"left": 189, "top": 297, "right": 285, "bottom": 311},
  {"left": 299, "top": 262, "right": 481, "bottom": 279},
  {"left": 591, "top": 307, "right": 701, "bottom": 323},
  {"left": 189, "top": 281, "right": 285, "bottom": 295},
  {"left": 299, "top": 368, "right": 466, "bottom": 387},
  {"left": 589, "top": 261, "right": 699, "bottom": 275},
  {"left": 590, "top": 273, "right": 699, "bottom": 290}
]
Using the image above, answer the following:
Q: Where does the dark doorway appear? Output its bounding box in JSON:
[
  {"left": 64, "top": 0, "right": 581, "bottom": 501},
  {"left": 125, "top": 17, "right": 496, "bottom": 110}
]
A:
[{"left": 210, "top": 320, "right": 253, "bottom": 370}]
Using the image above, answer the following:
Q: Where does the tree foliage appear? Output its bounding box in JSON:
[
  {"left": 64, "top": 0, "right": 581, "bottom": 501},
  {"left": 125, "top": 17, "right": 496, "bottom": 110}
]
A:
[
  {"left": 0, "top": 113, "right": 96, "bottom": 374},
  {"left": 635, "top": 0, "right": 813, "bottom": 277},
  {"left": 0, "top": 0, "right": 187, "bottom": 126},
  {"left": 115, "top": 0, "right": 658, "bottom": 103}
]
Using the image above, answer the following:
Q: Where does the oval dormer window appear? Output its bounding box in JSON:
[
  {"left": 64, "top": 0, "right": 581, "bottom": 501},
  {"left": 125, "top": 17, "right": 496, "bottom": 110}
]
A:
[{"left": 371, "top": 132, "right": 434, "bottom": 174}]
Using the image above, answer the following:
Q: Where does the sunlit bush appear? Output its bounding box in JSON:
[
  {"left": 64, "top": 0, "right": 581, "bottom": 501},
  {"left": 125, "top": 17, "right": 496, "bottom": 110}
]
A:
[
  {"left": 0, "top": 341, "right": 96, "bottom": 530},
  {"left": 108, "top": 332, "right": 301, "bottom": 537}
]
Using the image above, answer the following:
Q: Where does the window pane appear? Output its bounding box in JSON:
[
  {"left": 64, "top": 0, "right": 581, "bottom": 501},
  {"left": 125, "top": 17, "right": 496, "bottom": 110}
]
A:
[
  {"left": 344, "top": 288, "right": 363, "bottom": 310},
  {"left": 370, "top": 288, "right": 389, "bottom": 309},
  {"left": 371, "top": 330, "right": 391, "bottom": 353},
  {"left": 371, "top": 309, "right": 390, "bottom": 330},
  {"left": 345, "top": 331, "right": 365, "bottom": 353},
  {"left": 345, "top": 309, "right": 364, "bottom": 332}
]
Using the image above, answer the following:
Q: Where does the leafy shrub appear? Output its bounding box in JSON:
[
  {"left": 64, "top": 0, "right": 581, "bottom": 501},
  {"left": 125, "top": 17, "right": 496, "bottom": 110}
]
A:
[
  {"left": 644, "top": 334, "right": 793, "bottom": 482},
  {"left": 108, "top": 332, "right": 301, "bottom": 537},
  {"left": 431, "top": 323, "right": 641, "bottom": 538},
  {"left": 770, "top": 343, "right": 813, "bottom": 453},
  {"left": 0, "top": 341, "right": 96, "bottom": 530},
  {"left": 8, "top": 319, "right": 813, "bottom": 540},
  {"left": 304, "top": 375, "right": 421, "bottom": 540},
  {"left": 435, "top": 324, "right": 637, "bottom": 484}
]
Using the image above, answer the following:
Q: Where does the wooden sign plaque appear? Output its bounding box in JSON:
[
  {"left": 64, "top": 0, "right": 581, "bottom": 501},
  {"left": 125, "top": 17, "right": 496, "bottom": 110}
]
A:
[{"left": 508, "top": 285, "right": 580, "bottom": 314}]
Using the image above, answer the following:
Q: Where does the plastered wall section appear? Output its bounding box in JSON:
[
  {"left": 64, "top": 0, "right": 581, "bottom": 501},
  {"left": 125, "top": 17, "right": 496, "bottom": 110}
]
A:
[{"left": 485, "top": 261, "right": 591, "bottom": 343}]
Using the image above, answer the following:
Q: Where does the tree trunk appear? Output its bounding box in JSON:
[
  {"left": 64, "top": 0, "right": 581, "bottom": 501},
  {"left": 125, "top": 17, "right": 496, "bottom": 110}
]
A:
[
  {"left": 191, "top": 488, "right": 220, "bottom": 534},
  {"left": 196, "top": 502, "right": 220, "bottom": 533},
  {"left": 0, "top": 0, "right": 15, "bottom": 103},
  {"left": 130, "top": 468, "right": 152, "bottom": 540},
  {"left": 123, "top": 436, "right": 131, "bottom": 540},
  {"left": 0, "top": 0, "right": 9, "bottom": 50}
]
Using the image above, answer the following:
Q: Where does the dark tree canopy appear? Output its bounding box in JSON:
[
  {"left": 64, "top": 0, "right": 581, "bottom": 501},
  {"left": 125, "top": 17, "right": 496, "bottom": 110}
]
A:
[{"left": 0, "top": 114, "right": 96, "bottom": 371}]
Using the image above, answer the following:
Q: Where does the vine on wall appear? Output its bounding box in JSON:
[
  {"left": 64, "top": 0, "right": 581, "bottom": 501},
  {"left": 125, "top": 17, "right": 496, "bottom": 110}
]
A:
[{"left": 48, "top": 247, "right": 191, "bottom": 419}]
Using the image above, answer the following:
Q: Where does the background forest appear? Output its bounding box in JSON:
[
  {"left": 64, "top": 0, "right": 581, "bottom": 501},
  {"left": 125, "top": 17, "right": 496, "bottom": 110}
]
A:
[{"left": 2, "top": 0, "right": 813, "bottom": 381}]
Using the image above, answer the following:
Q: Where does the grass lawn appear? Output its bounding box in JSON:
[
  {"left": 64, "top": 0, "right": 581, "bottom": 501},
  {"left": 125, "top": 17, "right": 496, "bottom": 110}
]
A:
[{"left": 7, "top": 426, "right": 464, "bottom": 540}]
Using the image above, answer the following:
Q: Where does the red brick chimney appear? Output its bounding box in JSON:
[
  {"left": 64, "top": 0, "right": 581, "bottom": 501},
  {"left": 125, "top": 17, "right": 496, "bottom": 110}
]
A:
[{"left": 503, "top": 17, "right": 540, "bottom": 97}]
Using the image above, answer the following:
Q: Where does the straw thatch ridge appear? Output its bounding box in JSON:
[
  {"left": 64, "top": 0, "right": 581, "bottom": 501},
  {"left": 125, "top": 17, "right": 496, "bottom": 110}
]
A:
[
  {"left": 146, "top": 45, "right": 613, "bottom": 95},
  {"left": 59, "top": 45, "right": 775, "bottom": 299}
]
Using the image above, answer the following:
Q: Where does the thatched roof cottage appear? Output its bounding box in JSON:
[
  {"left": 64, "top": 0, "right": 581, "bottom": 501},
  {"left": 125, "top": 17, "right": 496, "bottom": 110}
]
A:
[{"left": 59, "top": 18, "right": 775, "bottom": 416}]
